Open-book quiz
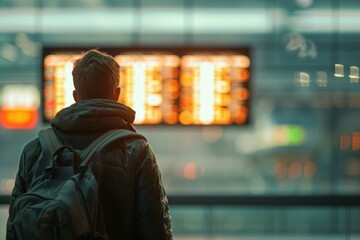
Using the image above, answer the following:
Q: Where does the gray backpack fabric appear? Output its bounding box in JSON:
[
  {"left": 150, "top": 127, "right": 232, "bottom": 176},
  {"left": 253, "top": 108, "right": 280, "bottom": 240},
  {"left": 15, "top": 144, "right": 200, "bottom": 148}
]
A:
[{"left": 9, "top": 128, "right": 145, "bottom": 240}]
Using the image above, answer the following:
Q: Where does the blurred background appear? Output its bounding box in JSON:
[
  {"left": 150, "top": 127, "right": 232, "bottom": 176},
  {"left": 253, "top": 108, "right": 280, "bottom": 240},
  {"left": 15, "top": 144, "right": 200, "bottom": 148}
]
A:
[{"left": 0, "top": 0, "right": 360, "bottom": 239}]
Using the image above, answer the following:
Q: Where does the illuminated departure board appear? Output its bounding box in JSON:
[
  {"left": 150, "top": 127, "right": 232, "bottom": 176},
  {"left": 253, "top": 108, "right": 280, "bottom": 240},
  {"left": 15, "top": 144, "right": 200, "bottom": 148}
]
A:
[
  {"left": 115, "top": 55, "right": 180, "bottom": 124},
  {"left": 180, "top": 55, "right": 250, "bottom": 125},
  {"left": 42, "top": 48, "right": 250, "bottom": 125},
  {"left": 43, "top": 54, "right": 79, "bottom": 121}
]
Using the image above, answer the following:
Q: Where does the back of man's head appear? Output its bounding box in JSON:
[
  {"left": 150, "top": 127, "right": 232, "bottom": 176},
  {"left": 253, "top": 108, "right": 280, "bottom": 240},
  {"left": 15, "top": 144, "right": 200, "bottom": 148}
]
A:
[{"left": 72, "top": 49, "right": 120, "bottom": 100}]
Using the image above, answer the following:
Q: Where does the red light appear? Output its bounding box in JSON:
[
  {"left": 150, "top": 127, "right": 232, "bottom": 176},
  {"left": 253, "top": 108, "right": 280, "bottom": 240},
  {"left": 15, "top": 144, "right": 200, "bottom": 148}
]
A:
[
  {"left": 0, "top": 107, "right": 38, "bottom": 129},
  {"left": 183, "top": 162, "right": 197, "bottom": 180},
  {"left": 352, "top": 132, "right": 360, "bottom": 151},
  {"left": 288, "top": 162, "right": 302, "bottom": 180}
]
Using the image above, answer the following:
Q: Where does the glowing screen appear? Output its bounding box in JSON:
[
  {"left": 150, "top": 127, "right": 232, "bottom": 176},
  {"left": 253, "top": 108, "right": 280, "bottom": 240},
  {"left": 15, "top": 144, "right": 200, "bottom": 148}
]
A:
[
  {"left": 180, "top": 55, "right": 250, "bottom": 125},
  {"left": 42, "top": 48, "right": 250, "bottom": 125},
  {"left": 0, "top": 85, "right": 39, "bottom": 129},
  {"left": 43, "top": 54, "right": 79, "bottom": 121},
  {"left": 115, "top": 55, "right": 180, "bottom": 124}
]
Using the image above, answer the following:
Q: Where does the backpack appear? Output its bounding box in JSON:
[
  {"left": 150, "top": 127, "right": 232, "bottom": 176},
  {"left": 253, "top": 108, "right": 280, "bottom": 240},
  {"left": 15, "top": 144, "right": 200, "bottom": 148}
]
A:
[{"left": 9, "top": 127, "right": 145, "bottom": 240}]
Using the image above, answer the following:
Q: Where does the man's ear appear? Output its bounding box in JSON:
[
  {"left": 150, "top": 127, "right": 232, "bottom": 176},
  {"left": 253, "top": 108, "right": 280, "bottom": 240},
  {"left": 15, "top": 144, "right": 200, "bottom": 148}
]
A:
[
  {"left": 73, "top": 90, "right": 79, "bottom": 102},
  {"left": 114, "top": 87, "right": 121, "bottom": 101}
]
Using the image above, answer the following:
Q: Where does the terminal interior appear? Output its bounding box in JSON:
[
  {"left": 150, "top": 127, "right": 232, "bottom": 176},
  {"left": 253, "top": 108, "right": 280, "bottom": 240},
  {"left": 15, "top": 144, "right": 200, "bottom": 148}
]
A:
[{"left": 0, "top": 0, "right": 359, "bottom": 239}]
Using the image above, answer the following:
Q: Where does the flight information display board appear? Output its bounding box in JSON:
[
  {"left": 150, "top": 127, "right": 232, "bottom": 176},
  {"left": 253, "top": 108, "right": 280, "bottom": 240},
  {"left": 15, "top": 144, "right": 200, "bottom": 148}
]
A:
[
  {"left": 42, "top": 47, "right": 250, "bottom": 125},
  {"left": 115, "top": 54, "right": 180, "bottom": 124},
  {"left": 43, "top": 54, "right": 80, "bottom": 121},
  {"left": 180, "top": 55, "right": 250, "bottom": 125}
]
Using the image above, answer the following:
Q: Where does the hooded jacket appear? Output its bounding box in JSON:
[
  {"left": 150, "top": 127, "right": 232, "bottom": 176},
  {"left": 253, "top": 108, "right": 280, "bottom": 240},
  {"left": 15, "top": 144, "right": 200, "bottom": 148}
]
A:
[{"left": 7, "top": 99, "right": 173, "bottom": 240}]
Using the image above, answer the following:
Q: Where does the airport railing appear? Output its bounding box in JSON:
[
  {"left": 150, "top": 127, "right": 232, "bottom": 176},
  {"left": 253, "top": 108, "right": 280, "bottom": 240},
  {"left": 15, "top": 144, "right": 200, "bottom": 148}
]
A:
[{"left": 1, "top": 194, "right": 359, "bottom": 206}]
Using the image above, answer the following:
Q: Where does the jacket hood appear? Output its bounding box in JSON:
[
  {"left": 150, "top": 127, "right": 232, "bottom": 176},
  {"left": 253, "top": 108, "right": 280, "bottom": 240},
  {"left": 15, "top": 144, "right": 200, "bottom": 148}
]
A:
[{"left": 50, "top": 99, "right": 136, "bottom": 133}]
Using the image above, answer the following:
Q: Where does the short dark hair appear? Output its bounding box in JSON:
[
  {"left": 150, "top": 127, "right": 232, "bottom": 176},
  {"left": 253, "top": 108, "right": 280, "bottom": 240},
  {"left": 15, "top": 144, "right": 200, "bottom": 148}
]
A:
[{"left": 72, "top": 49, "right": 120, "bottom": 100}]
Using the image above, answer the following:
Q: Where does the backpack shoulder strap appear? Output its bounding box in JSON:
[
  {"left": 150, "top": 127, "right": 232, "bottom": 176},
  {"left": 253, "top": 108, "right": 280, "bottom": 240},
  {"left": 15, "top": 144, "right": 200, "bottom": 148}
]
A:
[
  {"left": 80, "top": 129, "right": 146, "bottom": 168},
  {"left": 34, "top": 127, "right": 63, "bottom": 179},
  {"left": 38, "top": 128, "right": 63, "bottom": 158}
]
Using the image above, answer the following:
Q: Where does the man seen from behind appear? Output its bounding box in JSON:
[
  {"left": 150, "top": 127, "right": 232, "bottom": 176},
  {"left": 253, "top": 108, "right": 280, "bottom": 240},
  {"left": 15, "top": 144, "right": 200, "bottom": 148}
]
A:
[{"left": 6, "top": 49, "right": 173, "bottom": 240}]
